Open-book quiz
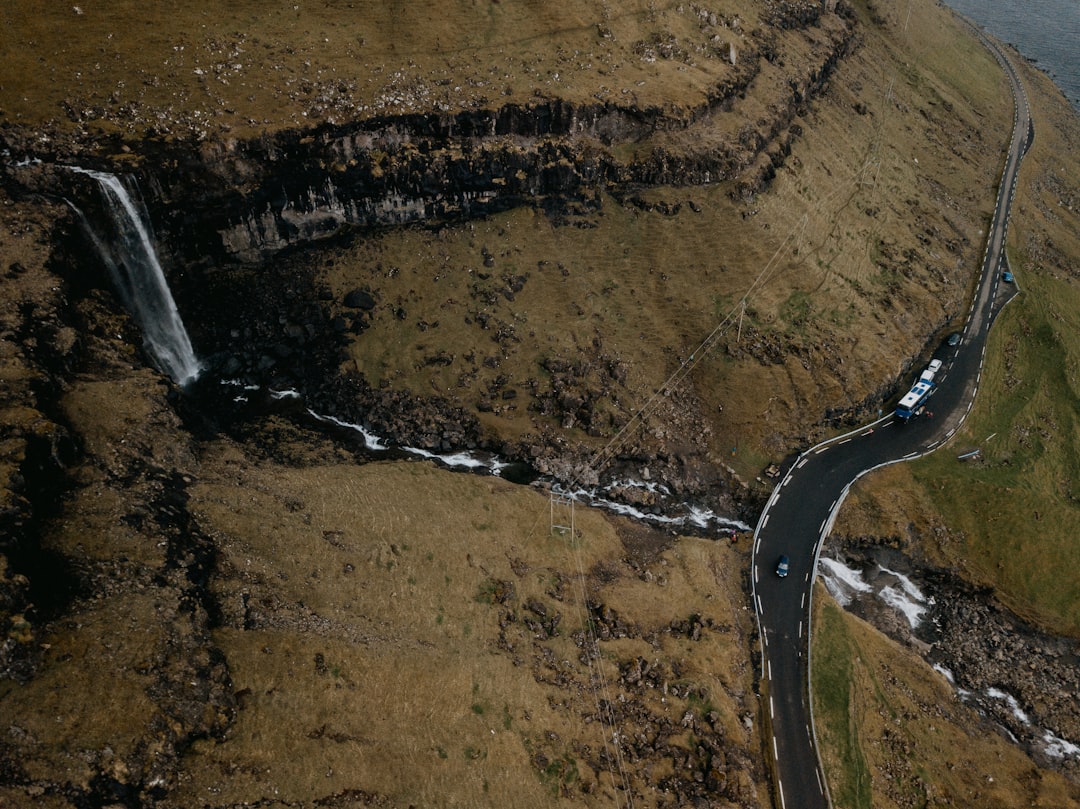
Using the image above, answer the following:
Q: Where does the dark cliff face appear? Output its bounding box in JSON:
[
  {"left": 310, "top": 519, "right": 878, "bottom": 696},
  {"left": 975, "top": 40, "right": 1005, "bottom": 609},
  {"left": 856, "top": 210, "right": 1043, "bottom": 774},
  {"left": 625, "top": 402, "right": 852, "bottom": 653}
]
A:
[
  {"left": 0, "top": 3, "right": 858, "bottom": 276},
  {"left": 107, "top": 5, "right": 858, "bottom": 265}
]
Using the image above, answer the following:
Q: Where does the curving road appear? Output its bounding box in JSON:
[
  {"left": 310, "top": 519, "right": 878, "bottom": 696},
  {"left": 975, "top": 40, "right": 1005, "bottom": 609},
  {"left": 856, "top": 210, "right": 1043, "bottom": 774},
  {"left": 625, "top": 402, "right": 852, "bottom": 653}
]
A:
[{"left": 750, "top": 30, "right": 1031, "bottom": 809}]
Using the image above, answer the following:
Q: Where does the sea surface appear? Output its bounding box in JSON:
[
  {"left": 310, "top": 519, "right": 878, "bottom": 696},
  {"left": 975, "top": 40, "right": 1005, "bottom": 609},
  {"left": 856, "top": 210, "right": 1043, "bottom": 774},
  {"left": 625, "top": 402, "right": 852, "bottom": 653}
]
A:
[{"left": 942, "top": 0, "right": 1080, "bottom": 112}]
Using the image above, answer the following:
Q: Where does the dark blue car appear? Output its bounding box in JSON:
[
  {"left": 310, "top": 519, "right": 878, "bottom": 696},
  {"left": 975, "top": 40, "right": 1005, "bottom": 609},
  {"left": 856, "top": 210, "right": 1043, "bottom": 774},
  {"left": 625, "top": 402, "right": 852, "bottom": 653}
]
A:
[{"left": 776, "top": 555, "right": 790, "bottom": 578}]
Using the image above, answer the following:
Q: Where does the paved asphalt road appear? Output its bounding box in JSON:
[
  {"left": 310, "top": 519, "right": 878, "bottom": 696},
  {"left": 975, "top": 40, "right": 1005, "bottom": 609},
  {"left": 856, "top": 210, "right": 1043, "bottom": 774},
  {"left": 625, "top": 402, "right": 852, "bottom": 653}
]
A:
[{"left": 750, "top": 30, "right": 1031, "bottom": 809}]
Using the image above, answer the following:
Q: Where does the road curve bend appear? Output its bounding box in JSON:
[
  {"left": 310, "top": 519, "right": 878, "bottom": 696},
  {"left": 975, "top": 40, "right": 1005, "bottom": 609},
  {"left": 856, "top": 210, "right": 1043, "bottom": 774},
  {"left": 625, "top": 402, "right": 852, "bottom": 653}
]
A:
[{"left": 750, "top": 29, "right": 1031, "bottom": 809}]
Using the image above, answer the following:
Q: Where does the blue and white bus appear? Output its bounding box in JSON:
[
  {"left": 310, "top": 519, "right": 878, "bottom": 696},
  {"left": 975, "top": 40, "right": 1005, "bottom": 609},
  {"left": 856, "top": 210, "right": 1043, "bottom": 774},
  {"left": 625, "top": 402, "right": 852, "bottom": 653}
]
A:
[{"left": 895, "top": 359, "right": 942, "bottom": 421}]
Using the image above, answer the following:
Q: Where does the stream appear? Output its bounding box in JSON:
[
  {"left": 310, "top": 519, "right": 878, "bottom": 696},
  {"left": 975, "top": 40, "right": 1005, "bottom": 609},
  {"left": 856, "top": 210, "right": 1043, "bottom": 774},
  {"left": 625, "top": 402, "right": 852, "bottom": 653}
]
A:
[{"left": 820, "top": 548, "right": 1080, "bottom": 771}]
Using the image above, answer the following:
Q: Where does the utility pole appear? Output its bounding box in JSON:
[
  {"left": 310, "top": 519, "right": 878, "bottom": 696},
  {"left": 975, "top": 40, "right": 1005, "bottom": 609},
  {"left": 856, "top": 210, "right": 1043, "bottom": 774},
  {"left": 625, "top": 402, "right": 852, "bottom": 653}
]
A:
[{"left": 550, "top": 491, "right": 575, "bottom": 537}]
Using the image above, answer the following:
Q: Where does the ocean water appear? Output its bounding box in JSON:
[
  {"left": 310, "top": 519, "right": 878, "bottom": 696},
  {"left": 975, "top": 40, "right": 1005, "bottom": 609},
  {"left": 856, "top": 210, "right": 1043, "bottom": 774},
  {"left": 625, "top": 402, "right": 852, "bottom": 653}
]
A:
[{"left": 942, "top": 0, "right": 1080, "bottom": 112}]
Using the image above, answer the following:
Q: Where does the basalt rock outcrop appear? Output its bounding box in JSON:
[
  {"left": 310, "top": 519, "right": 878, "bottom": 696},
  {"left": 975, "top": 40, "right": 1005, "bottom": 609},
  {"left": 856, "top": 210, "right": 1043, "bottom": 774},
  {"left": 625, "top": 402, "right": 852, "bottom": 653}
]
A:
[
  {"left": 12, "top": 1, "right": 859, "bottom": 266},
  {"left": 186, "top": 63, "right": 850, "bottom": 263}
]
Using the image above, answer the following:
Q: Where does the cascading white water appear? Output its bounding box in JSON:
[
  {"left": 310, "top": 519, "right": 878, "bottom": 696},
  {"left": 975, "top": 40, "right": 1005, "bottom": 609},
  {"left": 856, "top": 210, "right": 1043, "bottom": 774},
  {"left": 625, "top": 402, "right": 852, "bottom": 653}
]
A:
[{"left": 69, "top": 168, "right": 202, "bottom": 386}]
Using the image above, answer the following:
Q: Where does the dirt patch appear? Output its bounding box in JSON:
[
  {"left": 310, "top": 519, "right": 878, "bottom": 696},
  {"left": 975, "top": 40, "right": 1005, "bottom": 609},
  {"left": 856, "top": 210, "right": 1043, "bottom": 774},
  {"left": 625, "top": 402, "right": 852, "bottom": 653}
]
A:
[{"left": 614, "top": 519, "right": 678, "bottom": 570}]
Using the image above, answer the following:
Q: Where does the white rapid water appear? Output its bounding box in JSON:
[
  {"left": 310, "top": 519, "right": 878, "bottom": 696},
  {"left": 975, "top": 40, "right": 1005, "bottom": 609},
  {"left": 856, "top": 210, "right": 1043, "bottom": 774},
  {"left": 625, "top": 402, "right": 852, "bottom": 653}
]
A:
[
  {"left": 877, "top": 565, "right": 932, "bottom": 629},
  {"left": 818, "top": 556, "right": 874, "bottom": 607},
  {"left": 69, "top": 168, "right": 202, "bottom": 386}
]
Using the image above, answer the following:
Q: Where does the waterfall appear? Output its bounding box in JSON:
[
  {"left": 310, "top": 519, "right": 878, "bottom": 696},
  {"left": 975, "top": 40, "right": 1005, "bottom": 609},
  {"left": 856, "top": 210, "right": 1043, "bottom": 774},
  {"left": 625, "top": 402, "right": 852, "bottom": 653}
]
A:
[{"left": 69, "top": 168, "right": 202, "bottom": 386}]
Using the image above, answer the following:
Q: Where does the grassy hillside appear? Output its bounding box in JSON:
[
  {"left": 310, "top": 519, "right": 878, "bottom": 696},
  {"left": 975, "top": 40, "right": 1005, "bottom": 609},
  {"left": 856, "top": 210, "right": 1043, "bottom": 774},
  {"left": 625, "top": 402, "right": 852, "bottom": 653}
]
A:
[
  {"left": 821, "top": 21, "right": 1080, "bottom": 806},
  {"left": 1, "top": 0, "right": 808, "bottom": 140}
]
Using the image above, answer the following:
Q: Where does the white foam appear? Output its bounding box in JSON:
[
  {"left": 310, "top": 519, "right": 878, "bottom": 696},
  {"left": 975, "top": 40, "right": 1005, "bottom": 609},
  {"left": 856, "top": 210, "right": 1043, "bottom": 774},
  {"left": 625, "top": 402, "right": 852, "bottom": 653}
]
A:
[
  {"left": 605, "top": 477, "right": 673, "bottom": 497},
  {"left": 986, "top": 687, "right": 1031, "bottom": 725},
  {"left": 307, "top": 409, "right": 389, "bottom": 451},
  {"left": 879, "top": 584, "right": 928, "bottom": 629},
  {"left": 982, "top": 688, "right": 1080, "bottom": 759},
  {"left": 879, "top": 565, "right": 932, "bottom": 605},
  {"left": 932, "top": 664, "right": 955, "bottom": 684},
  {"left": 554, "top": 484, "right": 750, "bottom": 535},
  {"left": 818, "top": 557, "right": 873, "bottom": 606},
  {"left": 686, "top": 504, "right": 714, "bottom": 529},
  {"left": 404, "top": 446, "right": 509, "bottom": 475},
  {"left": 1041, "top": 730, "right": 1080, "bottom": 759}
]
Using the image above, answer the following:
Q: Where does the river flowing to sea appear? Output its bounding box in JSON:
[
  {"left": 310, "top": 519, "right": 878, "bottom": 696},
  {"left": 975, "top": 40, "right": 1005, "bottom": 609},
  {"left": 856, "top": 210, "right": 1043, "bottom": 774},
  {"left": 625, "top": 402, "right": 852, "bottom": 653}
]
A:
[{"left": 942, "top": 0, "right": 1080, "bottom": 112}]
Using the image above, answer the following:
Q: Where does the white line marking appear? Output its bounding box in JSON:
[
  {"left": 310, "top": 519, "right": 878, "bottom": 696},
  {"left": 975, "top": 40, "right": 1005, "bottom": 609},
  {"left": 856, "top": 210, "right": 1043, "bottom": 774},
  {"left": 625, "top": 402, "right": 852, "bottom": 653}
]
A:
[{"left": 762, "top": 515, "right": 770, "bottom": 529}]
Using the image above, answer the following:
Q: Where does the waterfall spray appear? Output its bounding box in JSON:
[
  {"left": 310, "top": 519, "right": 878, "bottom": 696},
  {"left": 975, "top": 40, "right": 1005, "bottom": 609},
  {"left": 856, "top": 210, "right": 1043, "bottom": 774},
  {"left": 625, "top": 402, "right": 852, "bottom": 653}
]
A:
[{"left": 69, "top": 168, "right": 202, "bottom": 386}]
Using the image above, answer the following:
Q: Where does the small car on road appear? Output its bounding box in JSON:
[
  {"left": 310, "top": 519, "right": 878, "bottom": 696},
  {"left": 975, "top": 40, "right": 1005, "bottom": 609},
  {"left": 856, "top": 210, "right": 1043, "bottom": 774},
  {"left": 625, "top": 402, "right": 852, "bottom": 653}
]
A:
[
  {"left": 946, "top": 332, "right": 962, "bottom": 347},
  {"left": 1002, "top": 271, "right": 1015, "bottom": 283},
  {"left": 776, "top": 555, "right": 790, "bottom": 578}
]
